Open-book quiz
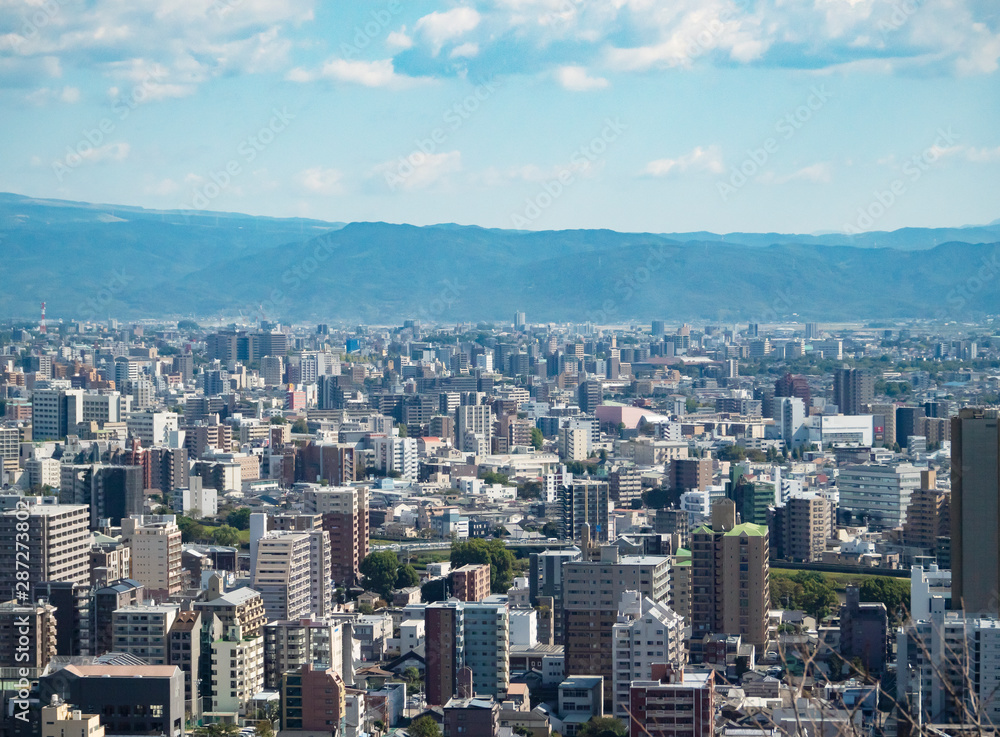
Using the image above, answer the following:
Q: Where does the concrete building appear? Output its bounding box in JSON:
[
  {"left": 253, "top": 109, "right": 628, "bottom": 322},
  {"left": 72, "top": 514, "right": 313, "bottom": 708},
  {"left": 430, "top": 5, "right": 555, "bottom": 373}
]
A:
[
  {"left": 39, "top": 664, "right": 184, "bottom": 737},
  {"left": 211, "top": 634, "right": 265, "bottom": 716},
  {"left": 444, "top": 696, "right": 500, "bottom": 737},
  {"left": 92, "top": 579, "right": 144, "bottom": 656},
  {"left": 168, "top": 610, "right": 205, "bottom": 720},
  {"left": 61, "top": 463, "right": 145, "bottom": 527},
  {"left": 559, "top": 480, "right": 611, "bottom": 543},
  {"left": 463, "top": 596, "right": 510, "bottom": 698},
  {"left": 910, "top": 562, "right": 952, "bottom": 620},
  {"left": 951, "top": 408, "right": 1000, "bottom": 615},
  {"left": 252, "top": 529, "right": 332, "bottom": 621},
  {"left": 457, "top": 404, "right": 493, "bottom": 454},
  {"left": 372, "top": 434, "right": 418, "bottom": 481},
  {"left": 837, "top": 463, "right": 922, "bottom": 529},
  {"left": 529, "top": 548, "right": 582, "bottom": 645},
  {"left": 670, "top": 458, "right": 713, "bottom": 493},
  {"left": 263, "top": 617, "right": 345, "bottom": 690},
  {"left": 302, "top": 485, "right": 369, "bottom": 588},
  {"left": 193, "top": 583, "right": 266, "bottom": 640},
  {"left": 690, "top": 499, "right": 770, "bottom": 655},
  {"left": 839, "top": 585, "right": 889, "bottom": 675},
  {"left": 34, "top": 580, "right": 92, "bottom": 657},
  {"left": 628, "top": 664, "right": 715, "bottom": 737},
  {"left": 112, "top": 603, "right": 179, "bottom": 665},
  {"left": 833, "top": 367, "right": 874, "bottom": 416},
  {"left": 126, "top": 410, "right": 179, "bottom": 446},
  {"left": 426, "top": 600, "right": 465, "bottom": 705},
  {"left": 0, "top": 599, "right": 57, "bottom": 672},
  {"left": 450, "top": 563, "right": 491, "bottom": 602},
  {"left": 562, "top": 547, "right": 671, "bottom": 712},
  {"left": 281, "top": 663, "right": 348, "bottom": 733},
  {"left": 41, "top": 698, "right": 105, "bottom": 737},
  {"left": 0, "top": 502, "right": 90, "bottom": 597},
  {"left": 611, "top": 591, "right": 688, "bottom": 720},
  {"left": 607, "top": 464, "right": 642, "bottom": 505},
  {"left": 121, "top": 514, "right": 183, "bottom": 599},
  {"left": 772, "top": 494, "right": 833, "bottom": 563},
  {"left": 901, "top": 470, "right": 949, "bottom": 551}
]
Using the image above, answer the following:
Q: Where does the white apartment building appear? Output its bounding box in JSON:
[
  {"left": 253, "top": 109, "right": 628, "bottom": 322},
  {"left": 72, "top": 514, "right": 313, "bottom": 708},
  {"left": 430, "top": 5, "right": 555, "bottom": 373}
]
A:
[
  {"left": 611, "top": 591, "right": 689, "bottom": 720},
  {"left": 127, "top": 410, "right": 179, "bottom": 446},
  {"left": 372, "top": 434, "right": 418, "bottom": 481},
  {"left": 112, "top": 603, "right": 179, "bottom": 664},
  {"left": 252, "top": 529, "right": 333, "bottom": 621},
  {"left": 212, "top": 635, "right": 264, "bottom": 715}
]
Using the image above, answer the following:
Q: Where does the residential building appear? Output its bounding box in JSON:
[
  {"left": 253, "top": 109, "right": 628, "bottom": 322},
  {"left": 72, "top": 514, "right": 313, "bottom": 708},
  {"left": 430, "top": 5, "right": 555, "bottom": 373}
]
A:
[
  {"left": 168, "top": 610, "right": 205, "bottom": 719},
  {"left": 670, "top": 458, "right": 712, "bottom": 492},
  {"left": 0, "top": 599, "right": 57, "bottom": 671},
  {"left": 901, "top": 470, "right": 949, "bottom": 550},
  {"left": 463, "top": 597, "right": 510, "bottom": 698},
  {"left": 40, "top": 698, "right": 105, "bottom": 737},
  {"left": 559, "top": 480, "right": 611, "bottom": 543},
  {"left": 451, "top": 563, "right": 491, "bottom": 602},
  {"left": 426, "top": 600, "right": 465, "bottom": 705},
  {"left": 529, "top": 548, "right": 582, "bottom": 645},
  {"left": 372, "top": 434, "right": 418, "bottom": 481},
  {"left": 611, "top": 591, "right": 688, "bottom": 720},
  {"left": 263, "top": 617, "right": 345, "bottom": 689},
  {"left": 121, "top": 514, "right": 183, "bottom": 599},
  {"left": 690, "top": 499, "right": 770, "bottom": 655},
  {"left": 837, "top": 463, "right": 922, "bottom": 529},
  {"left": 628, "top": 664, "right": 715, "bottom": 737},
  {"left": 112, "top": 603, "right": 179, "bottom": 665},
  {"left": 0, "top": 502, "right": 90, "bottom": 598},
  {"left": 833, "top": 367, "right": 873, "bottom": 416},
  {"left": 281, "top": 663, "right": 348, "bottom": 733},
  {"left": 302, "top": 485, "right": 369, "bottom": 588},
  {"left": 444, "top": 696, "right": 500, "bottom": 737},
  {"left": 457, "top": 404, "right": 493, "bottom": 454},
  {"left": 252, "top": 530, "right": 332, "bottom": 621},
  {"left": 839, "top": 586, "right": 889, "bottom": 675}
]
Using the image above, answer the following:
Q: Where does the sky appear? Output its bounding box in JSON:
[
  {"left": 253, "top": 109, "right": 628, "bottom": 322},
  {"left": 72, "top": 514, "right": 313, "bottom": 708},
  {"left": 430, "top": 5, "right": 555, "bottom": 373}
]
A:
[{"left": 1, "top": 0, "right": 999, "bottom": 234}]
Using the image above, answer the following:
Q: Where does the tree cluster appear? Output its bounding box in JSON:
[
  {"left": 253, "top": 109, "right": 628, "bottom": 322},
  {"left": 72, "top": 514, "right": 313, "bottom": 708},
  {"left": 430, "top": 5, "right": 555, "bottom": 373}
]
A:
[{"left": 450, "top": 538, "right": 516, "bottom": 593}]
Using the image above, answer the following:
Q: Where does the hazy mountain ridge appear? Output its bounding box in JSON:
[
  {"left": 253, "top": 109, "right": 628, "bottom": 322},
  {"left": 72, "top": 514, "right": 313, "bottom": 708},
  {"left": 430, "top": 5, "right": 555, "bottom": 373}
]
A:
[{"left": 1, "top": 193, "right": 997, "bottom": 323}]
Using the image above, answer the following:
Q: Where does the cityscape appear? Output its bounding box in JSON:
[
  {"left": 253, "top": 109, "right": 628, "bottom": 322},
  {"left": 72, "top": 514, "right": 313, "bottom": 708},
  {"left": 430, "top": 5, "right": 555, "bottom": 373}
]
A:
[{"left": 2, "top": 1, "right": 1000, "bottom": 737}]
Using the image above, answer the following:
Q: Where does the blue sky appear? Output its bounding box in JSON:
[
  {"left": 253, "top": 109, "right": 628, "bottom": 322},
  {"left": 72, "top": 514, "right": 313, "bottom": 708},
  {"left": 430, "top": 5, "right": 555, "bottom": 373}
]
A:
[{"left": 1, "top": 0, "right": 998, "bottom": 233}]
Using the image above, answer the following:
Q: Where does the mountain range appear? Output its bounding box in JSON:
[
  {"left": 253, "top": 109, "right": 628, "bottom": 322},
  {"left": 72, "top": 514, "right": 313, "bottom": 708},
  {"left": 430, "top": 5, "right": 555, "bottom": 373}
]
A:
[{"left": 2, "top": 192, "right": 998, "bottom": 324}]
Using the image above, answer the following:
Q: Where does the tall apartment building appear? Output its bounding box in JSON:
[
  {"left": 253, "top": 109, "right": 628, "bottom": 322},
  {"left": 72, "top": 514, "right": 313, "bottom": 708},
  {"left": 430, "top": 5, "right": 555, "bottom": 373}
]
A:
[
  {"left": 0, "top": 426, "right": 19, "bottom": 477},
  {"left": 833, "top": 367, "right": 874, "bottom": 416},
  {"left": 34, "top": 580, "right": 92, "bottom": 656},
  {"left": 690, "top": 499, "right": 770, "bottom": 655},
  {"left": 951, "top": 409, "right": 1000, "bottom": 615},
  {"left": 194, "top": 582, "right": 266, "bottom": 640},
  {"left": 0, "top": 503, "right": 90, "bottom": 600},
  {"left": 901, "top": 470, "right": 949, "bottom": 550},
  {"left": 302, "top": 486, "right": 369, "bottom": 588},
  {"left": 529, "top": 548, "right": 582, "bottom": 645},
  {"left": 562, "top": 547, "right": 671, "bottom": 712},
  {"left": 426, "top": 600, "right": 465, "bottom": 706},
  {"left": 628, "top": 664, "right": 715, "bottom": 737},
  {"left": 771, "top": 494, "right": 833, "bottom": 563},
  {"left": 148, "top": 447, "right": 189, "bottom": 493},
  {"left": 670, "top": 458, "right": 713, "bottom": 492},
  {"left": 371, "top": 434, "right": 418, "bottom": 481},
  {"left": 607, "top": 464, "right": 642, "bottom": 505},
  {"left": 559, "top": 479, "right": 611, "bottom": 543},
  {"left": 168, "top": 610, "right": 205, "bottom": 719},
  {"left": 463, "top": 597, "right": 510, "bottom": 698},
  {"left": 263, "top": 617, "right": 346, "bottom": 690},
  {"left": 112, "top": 603, "right": 179, "bottom": 665},
  {"left": 837, "top": 463, "right": 923, "bottom": 529},
  {"left": 93, "top": 579, "right": 144, "bottom": 656},
  {"left": 611, "top": 592, "right": 688, "bottom": 720},
  {"left": 868, "top": 403, "right": 897, "bottom": 447},
  {"left": 252, "top": 529, "right": 333, "bottom": 621},
  {"left": 61, "top": 463, "right": 145, "bottom": 526},
  {"left": 211, "top": 633, "right": 265, "bottom": 716},
  {"left": 0, "top": 599, "right": 57, "bottom": 672},
  {"left": 456, "top": 404, "right": 493, "bottom": 454},
  {"left": 121, "top": 514, "right": 183, "bottom": 599}
]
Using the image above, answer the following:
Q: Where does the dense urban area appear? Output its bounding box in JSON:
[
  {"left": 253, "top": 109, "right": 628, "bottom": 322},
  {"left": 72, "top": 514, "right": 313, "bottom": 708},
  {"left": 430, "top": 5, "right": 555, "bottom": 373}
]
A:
[{"left": 1, "top": 315, "right": 998, "bottom": 737}]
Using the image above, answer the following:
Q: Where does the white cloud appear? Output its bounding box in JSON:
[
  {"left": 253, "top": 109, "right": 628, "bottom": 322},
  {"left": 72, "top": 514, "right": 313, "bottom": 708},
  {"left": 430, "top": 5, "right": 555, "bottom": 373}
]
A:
[
  {"left": 757, "top": 163, "right": 832, "bottom": 185},
  {"left": 287, "top": 58, "right": 428, "bottom": 88},
  {"left": 386, "top": 28, "right": 414, "bottom": 50},
  {"left": 299, "top": 166, "right": 345, "bottom": 195},
  {"left": 965, "top": 145, "right": 1000, "bottom": 163},
  {"left": 372, "top": 150, "right": 462, "bottom": 191},
  {"left": 415, "top": 7, "right": 481, "bottom": 55},
  {"left": 145, "top": 177, "right": 179, "bottom": 195},
  {"left": 25, "top": 85, "right": 80, "bottom": 104},
  {"left": 79, "top": 142, "right": 130, "bottom": 163},
  {"left": 555, "top": 65, "right": 608, "bottom": 91},
  {"left": 450, "top": 42, "right": 480, "bottom": 59},
  {"left": 642, "top": 145, "right": 724, "bottom": 177}
]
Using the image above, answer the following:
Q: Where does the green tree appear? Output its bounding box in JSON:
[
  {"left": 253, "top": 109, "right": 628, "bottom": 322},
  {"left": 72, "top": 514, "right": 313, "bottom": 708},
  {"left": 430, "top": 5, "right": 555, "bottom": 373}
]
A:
[
  {"left": 796, "top": 572, "right": 839, "bottom": 621},
  {"left": 451, "top": 538, "right": 516, "bottom": 593},
  {"left": 402, "top": 666, "right": 423, "bottom": 691},
  {"left": 360, "top": 550, "right": 401, "bottom": 599},
  {"left": 409, "top": 716, "right": 441, "bottom": 737},
  {"left": 530, "top": 426, "right": 544, "bottom": 450},
  {"left": 227, "top": 507, "right": 252, "bottom": 530},
  {"left": 577, "top": 717, "right": 628, "bottom": 737},
  {"left": 396, "top": 564, "right": 420, "bottom": 589},
  {"left": 397, "top": 424, "right": 408, "bottom": 438},
  {"left": 195, "top": 724, "right": 240, "bottom": 737},
  {"left": 541, "top": 521, "right": 561, "bottom": 538},
  {"left": 859, "top": 577, "right": 910, "bottom": 620},
  {"left": 291, "top": 418, "right": 309, "bottom": 433},
  {"left": 685, "top": 397, "right": 699, "bottom": 414},
  {"left": 213, "top": 525, "right": 241, "bottom": 547}
]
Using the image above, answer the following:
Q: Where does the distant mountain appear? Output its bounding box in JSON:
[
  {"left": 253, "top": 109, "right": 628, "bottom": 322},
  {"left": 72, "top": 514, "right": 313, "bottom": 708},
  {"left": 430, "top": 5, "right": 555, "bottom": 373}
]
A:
[{"left": 1, "top": 192, "right": 998, "bottom": 323}]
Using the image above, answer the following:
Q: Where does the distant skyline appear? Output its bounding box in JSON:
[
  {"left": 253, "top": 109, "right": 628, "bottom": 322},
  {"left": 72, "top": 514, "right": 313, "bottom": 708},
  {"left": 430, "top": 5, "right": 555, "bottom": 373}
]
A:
[{"left": 2, "top": 0, "right": 998, "bottom": 234}]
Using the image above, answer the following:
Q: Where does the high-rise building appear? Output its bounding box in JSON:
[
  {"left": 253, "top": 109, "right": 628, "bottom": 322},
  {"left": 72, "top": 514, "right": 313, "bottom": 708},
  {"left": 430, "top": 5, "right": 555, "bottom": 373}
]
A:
[
  {"left": 281, "top": 664, "right": 348, "bottom": 733},
  {"left": 0, "top": 502, "right": 90, "bottom": 600},
  {"left": 529, "top": 548, "right": 582, "bottom": 645},
  {"left": 264, "top": 617, "right": 346, "bottom": 690},
  {"left": 690, "top": 499, "right": 770, "bottom": 655},
  {"left": 771, "top": 494, "right": 833, "bottom": 563},
  {"left": 121, "top": 514, "right": 183, "bottom": 599},
  {"left": 559, "top": 480, "right": 611, "bottom": 543},
  {"left": 868, "top": 403, "right": 897, "bottom": 447},
  {"left": 34, "top": 580, "right": 92, "bottom": 656},
  {"left": 425, "top": 600, "right": 465, "bottom": 705},
  {"left": 168, "top": 610, "right": 206, "bottom": 719},
  {"left": 896, "top": 405, "right": 927, "bottom": 449},
  {"left": 112, "top": 603, "right": 179, "bottom": 665},
  {"left": 456, "top": 404, "right": 493, "bottom": 454},
  {"left": 832, "top": 367, "right": 874, "bottom": 416},
  {"left": 902, "top": 470, "right": 949, "bottom": 551},
  {"left": 0, "top": 599, "right": 57, "bottom": 671},
  {"left": 611, "top": 591, "right": 688, "bottom": 719},
  {"left": 450, "top": 563, "right": 491, "bottom": 602},
  {"left": 577, "top": 380, "right": 602, "bottom": 414},
  {"left": 628, "top": 664, "right": 715, "bottom": 737},
  {"left": 61, "top": 463, "right": 145, "bottom": 527},
  {"left": 838, "top": 585, "right": 889, "bottom": 675},
  {"left": 951, "top": 408, "right": 1000, "bottom": 615},
  {"left": 562, "top": 547, "right": 671, "bottom": 712},
  {"left": 607, "top": 464, "right": 642, "bottom": 505},
  {"left": 837, "top": 463, "right": 922, "bottom": 529},
  {"left": 252, "top": 529, "right": 333, "bottom": 621},
  {"left": 774, "top": 373, "right": 811, "bottom": 410},
  {"left": 371, "top": 434, "right": 418, "bottom": 481},
  {"left": 302, "top": 486, "right": 369, "bottom": 588},
  {"left": 670, "top": 458, "right": 713, "bottom": 493},
  {"left": 463, "top": 597, "right": 510, "bottom": 698}
]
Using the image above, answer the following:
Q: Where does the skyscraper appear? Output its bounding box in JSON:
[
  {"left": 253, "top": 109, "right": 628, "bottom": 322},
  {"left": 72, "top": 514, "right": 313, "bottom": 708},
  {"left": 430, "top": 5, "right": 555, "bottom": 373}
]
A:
[
  {"left": 425, "top": 600, "right": 465, "bottom": 706},
  {"left": 951, "top": 408, "right": 1000, "bottom": 615},
  {"left": 559, "top": 479, "right": 611, "bottom": 543},
  {"left": 832, "top": 367, "right": 873, "bottom": 416},
  {"left": 302, "top": 486, "right": 369, "bottom": 588}
]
